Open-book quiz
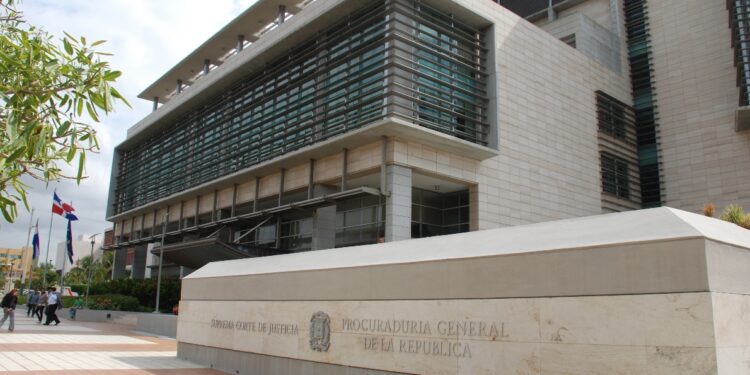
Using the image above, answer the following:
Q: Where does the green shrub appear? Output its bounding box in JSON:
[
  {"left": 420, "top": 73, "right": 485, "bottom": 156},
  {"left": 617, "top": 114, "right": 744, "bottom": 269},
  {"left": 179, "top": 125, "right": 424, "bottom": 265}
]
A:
[
  {"left": 87, "top": 294, "right": 142, "bottom": 312},
  {"left": 60, "top": 296, "right": 78, "bottom": 308},
  {"left": 88, "top": 278, "right": 180, "bottom": 313},
  {"left": 15, "top": 294, "right": 77, "bottom": 308},
  {"left": 69, "top": 284, "right": 87, "bottom": 295}
]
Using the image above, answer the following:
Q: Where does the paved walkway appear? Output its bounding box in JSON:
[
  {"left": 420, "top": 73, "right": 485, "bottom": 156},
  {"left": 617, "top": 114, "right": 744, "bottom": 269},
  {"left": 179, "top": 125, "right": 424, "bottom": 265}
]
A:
[{"left": 0, "top": 312, "right": 223, "bottom": 374}]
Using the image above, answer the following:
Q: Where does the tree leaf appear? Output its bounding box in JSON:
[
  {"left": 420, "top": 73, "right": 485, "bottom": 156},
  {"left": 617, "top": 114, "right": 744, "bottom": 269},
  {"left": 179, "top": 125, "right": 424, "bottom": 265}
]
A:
[
  {"left": 63, "top": 38, "right": 73, "bottom": 55},
  {"left": 56, "top": 120, "right": 71, "bottom": 137},
  {"left": 0, "top": 203, "right": 13, "bottom": 223},
  {"left": 66, "top": 145, "right": 77, "bottom": 163},
  {"left": 6, "top": 146, "right": 26, "bottom": 163},
  {"left": 103, "top": 70, "right": 121, "bottom": 81},
  {"left": 85, "top": 102, "right": 100, "bottom": 122}
]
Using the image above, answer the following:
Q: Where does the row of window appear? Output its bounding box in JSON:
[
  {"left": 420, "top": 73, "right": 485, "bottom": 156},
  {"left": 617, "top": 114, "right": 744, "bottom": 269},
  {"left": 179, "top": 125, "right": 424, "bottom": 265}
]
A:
[
  {"left": 623, "top": 0, "right": 662, "bottom": 207},
  {"left": 729, "top": 0, "right": 750, "bottom": 106},
  {"left": 596, "top": 91, "right": 638, "bottom": 204},
  {"left": 218, "top": 188, "right": 471, "bottom": 252}
]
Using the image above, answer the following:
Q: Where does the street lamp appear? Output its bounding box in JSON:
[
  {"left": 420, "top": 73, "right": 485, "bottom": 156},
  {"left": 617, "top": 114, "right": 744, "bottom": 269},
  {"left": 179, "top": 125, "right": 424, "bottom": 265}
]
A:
[
  {"left": 154, "top": 212, "right": 168, "bottom": 313},
  {"left": 6, "top": 260, "right": 16, "bottom": 292},
  {"left": 85, "top": 233, "right": 99, "bottom": 308}
]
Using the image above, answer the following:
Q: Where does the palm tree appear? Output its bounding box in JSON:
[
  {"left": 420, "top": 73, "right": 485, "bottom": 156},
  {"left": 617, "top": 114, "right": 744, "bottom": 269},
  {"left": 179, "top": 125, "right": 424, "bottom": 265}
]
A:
[{"left": 91, "top": 251, "right": 114, "bottom": 283}]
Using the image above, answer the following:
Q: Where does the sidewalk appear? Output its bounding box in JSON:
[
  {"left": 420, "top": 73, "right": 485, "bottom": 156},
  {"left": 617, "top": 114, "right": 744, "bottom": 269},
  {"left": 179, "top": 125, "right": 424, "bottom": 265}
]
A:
[{"left": 0, "top": 311, "right": 224, "bottom": 374}]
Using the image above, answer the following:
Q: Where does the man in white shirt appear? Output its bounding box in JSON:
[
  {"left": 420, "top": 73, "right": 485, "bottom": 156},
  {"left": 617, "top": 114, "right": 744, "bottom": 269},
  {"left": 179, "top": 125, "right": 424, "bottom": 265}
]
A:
[{"left": 43, "top": 287, "right": 61, "bottom": 326}]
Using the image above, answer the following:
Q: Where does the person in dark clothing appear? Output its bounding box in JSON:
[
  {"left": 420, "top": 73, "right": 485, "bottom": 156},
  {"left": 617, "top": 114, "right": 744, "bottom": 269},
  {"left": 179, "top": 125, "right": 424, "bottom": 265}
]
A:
[
  {"left": 43, "top": 287, "right": 61, "bottom": 326},
  {"left": 35, "top": 291, "right": 47, "bottom": 322},
  {"left": 27, "top": 290, "right": 39, "bottom": 317},
  {"left": 0, "top": 289, "right": 19, "bottom": 332}
]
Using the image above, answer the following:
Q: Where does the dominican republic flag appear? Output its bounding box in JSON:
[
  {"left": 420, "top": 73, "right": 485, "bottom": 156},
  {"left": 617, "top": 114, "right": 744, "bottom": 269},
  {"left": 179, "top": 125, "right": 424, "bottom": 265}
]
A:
[
  {"left": 66, "top": 219, "right": 74, "bottom": 264},
  {"left": 52, "top": 192, "right": 78, "bottom": 221},
  {"left": 31, "top": 220, "right": 40, "bottom": 260}
]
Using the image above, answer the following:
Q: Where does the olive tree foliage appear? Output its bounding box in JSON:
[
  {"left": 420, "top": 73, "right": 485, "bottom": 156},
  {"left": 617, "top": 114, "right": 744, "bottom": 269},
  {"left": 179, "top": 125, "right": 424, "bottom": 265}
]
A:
[{"left": 0, "top": 0, "right": 129, "bottom": 222}]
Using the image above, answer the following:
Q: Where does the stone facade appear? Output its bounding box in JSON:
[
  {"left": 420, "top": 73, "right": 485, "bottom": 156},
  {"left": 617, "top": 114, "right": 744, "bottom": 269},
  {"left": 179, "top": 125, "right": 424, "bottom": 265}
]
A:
[{"left": 647, "top": 0, "right": 750, "bottom": 211}]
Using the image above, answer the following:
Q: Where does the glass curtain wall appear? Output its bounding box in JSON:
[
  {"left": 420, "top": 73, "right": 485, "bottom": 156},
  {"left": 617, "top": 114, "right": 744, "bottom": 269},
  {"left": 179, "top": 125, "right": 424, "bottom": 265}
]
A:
[{"left": 114, "top": 0, "right": 487, "bottom": 215}]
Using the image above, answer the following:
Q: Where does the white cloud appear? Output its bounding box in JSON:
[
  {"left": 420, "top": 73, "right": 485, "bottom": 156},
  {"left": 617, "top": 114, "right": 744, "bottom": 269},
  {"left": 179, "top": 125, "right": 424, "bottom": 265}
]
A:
[{"left": 0, "top": 0, "right": 258, "bottom": 260}]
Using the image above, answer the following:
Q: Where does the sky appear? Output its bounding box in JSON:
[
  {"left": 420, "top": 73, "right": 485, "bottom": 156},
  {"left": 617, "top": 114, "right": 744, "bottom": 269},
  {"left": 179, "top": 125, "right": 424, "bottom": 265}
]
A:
[{"left": 0, "top": 0, "right": 258, "bottom": 263}]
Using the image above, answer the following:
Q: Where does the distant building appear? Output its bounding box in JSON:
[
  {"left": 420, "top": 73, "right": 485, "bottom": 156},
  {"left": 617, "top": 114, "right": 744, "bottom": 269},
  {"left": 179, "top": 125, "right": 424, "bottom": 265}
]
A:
[
  {"left": 54, "top": 235, "right": 102, "bottom": 276},
  {"left": 106, "top": 0, "right": 750, "bottom": 278},
  {"left": 0, "top": 247, "right": 32, "bottom": 291}
]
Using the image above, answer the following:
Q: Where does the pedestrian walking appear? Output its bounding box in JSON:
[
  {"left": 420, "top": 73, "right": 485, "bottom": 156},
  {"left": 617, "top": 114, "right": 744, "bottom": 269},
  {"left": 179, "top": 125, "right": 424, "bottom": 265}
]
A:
[
  {"left": 0, "top": 289, "right": 19, "bottom": 332},
  {"left": 44, "top": 287, "right": 61, "bottom": 326},
  {"left": 35, "top": 291, "right": 47, "bottom": 323},
  {"left": 26, "top": 290, "right": 39, "bottom": 317}
]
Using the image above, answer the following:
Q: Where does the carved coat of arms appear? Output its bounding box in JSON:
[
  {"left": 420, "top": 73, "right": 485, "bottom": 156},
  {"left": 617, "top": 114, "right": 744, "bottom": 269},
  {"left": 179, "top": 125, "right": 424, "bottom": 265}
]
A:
[{"left": 309, "top": 311, "right": 331, "bottom": 352}]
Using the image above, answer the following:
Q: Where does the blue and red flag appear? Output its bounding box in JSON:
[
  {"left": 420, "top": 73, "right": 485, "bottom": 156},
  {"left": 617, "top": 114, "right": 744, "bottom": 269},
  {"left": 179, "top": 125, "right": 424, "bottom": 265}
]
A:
[
  {"left": 31, "top": 220, "right": 40, "bottom": 260},
  {"left": 66, "top": 219, "right": 74, "bottom": 264},
  {"left": 52, "top": 193, "right": 65, "bottom": 216},
  {"left": 52, "top": 192, "right": 78, "bottom": 221}
]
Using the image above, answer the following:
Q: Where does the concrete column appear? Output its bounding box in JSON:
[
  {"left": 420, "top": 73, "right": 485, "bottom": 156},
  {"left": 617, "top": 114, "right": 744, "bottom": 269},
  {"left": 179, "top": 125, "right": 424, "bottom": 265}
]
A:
[
  {"left": 145, "top": 243, "right": 155, "bottom": 279},
  {"left": 312, "top": 205, "right": 336, "bottom": 250},
  {"left": 131, "top": 245, "right": 147, "bottom": 280},
  {"left": 236, "top": 35, "right": 244, "bottom": 52},
  {"left": 311, "top": 184, "right": 338, "bottom": 250},
  {"left": 385, "top": 165, "right": 412, "bottom": 242},
  {"left": 111, "top": 248, "right": 128, "bottom": 280}
]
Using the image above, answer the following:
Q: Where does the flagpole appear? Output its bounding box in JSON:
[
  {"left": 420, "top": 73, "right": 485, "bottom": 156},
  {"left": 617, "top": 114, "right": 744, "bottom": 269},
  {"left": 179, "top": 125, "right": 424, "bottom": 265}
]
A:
[
  {"left": 43, "top": 194, "right": 56, "bottom": 289},
  {"left": 22, "top": 208, "right": 34, "bottom": 289},
  {"left": 61, "top": 218, "right": 70, "bottom": 295},
  {"left": 61, "top": 235, "right": 67, "bottom": 294},
  {"left": 26, "top": 217, "right": 38, "bottom": 294}
]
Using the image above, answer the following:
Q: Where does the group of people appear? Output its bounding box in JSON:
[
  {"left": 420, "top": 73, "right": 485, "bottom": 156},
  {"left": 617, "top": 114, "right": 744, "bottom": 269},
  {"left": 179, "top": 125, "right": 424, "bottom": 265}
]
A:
[
  {"left": 0, "top": 287, "right": 64, "bottom": 332},
  {"left": 26, "top": 287, "right": 64, "bottom": 326}
]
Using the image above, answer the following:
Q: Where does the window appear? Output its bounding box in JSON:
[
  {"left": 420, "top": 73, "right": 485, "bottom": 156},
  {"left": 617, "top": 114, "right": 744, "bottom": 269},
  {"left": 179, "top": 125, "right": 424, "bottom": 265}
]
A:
[
  {"left": 335, "top": 195, "right": 384, "bottom": 247},
  {"left": 561, "top": 34, "right": 576, "bottom": 48},
  {"left": 280, "top": 217, "right": 313, "bottom": 252},
  {"left": 412, "top": 188, "right": 470, "bottom": 239},
  {"left": 601, "top": 152, "right": 629, "bottom": 199},
  {"left": 409, "top": 3, "right": 488, "bottom": 145},
  {"left": 596, "top": 91, "right": 634, "bottom": 141}
]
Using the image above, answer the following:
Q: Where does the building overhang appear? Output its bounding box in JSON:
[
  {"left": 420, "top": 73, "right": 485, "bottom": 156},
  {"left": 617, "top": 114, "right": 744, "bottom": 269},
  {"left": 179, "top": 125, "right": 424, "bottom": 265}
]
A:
[
  {"left": 148, "top": 237, "right": 287, "bottom": 270},
  {"left": 107, "top": 118, "right": 497, "bottom": 222},
  {"left": 106, "top": 186, "right": 381, "bottom": 244},
  {"left": 138, "top": 0, "right": 305, "bottom": 104}
]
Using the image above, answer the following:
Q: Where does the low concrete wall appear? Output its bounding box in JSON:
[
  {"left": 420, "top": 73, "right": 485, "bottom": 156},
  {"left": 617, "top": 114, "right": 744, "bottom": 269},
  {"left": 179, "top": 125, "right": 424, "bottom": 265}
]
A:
[
  {"left": 74, "top": 309, "right": 138, "bottom": 326},
  {"left": 74, "top": 309, "right": 178, "bottom": 338},
  {"left": 136, "top": 313, "right": 178, "bottom": 338}
]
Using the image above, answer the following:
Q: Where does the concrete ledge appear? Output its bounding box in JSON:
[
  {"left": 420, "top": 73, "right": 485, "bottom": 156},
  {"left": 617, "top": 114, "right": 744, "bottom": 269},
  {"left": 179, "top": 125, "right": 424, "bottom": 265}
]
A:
[
  {"left": 74, "top": 310, "right": 138, "bottom": 326},
  {"left": 182, "top": 208, "right": 750, "bottom": 301},
  {"left": 178, "top": 342, "right": 405, "bottom": 375},
  {"left": 74, "top": 309, "right": 178, "bottom": 338}
]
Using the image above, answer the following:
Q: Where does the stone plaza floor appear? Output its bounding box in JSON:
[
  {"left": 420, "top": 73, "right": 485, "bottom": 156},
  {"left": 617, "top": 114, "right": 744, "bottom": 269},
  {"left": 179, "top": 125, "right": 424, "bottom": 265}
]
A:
[{"left": 0, "top": 312, "right": 224, "bottom": 374}]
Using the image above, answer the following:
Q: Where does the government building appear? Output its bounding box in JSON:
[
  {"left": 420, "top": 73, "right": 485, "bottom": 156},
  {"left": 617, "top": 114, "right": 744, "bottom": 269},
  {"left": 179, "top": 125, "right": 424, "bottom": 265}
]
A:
[{"left": 105, "top": 0, "right": 750, "bottom": 278}]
